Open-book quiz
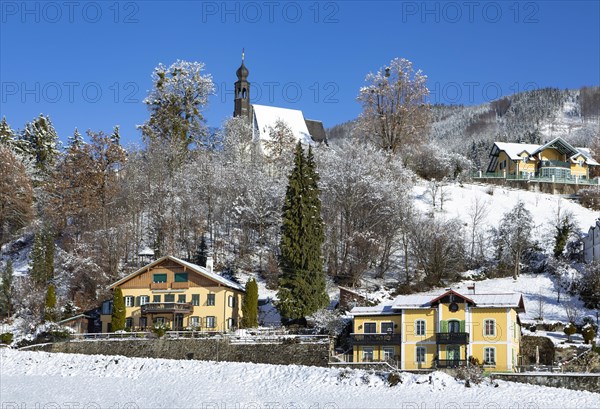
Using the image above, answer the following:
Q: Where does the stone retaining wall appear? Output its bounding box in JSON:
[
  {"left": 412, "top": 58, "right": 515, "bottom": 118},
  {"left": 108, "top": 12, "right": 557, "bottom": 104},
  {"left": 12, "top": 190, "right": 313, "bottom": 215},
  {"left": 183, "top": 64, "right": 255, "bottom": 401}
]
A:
[
  {"left": 492, "top": 372, "right": 600, "bottom": 393},
  {"left": 29, "top": 338, "right": 332, "bottom": 367}
]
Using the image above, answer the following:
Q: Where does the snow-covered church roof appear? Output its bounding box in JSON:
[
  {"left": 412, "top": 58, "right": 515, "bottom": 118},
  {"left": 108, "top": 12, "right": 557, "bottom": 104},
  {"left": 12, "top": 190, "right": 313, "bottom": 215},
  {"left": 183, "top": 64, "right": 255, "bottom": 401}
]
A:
[{"left": 252, "top": 104, "right": 315, "bottom": 146}]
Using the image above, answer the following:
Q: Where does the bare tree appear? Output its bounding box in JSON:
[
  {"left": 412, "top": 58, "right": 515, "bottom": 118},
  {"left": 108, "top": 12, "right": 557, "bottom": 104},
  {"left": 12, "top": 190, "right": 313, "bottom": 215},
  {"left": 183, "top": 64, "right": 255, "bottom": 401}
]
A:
[
  {"left": 493, "top": 201, "right": 535, "bottom": 279},
  {"left": 356, "top": 57, "right": 430, "bottom": 154},
  {"left": 468, "top": 196, "right": 490, "bottom": 261}
]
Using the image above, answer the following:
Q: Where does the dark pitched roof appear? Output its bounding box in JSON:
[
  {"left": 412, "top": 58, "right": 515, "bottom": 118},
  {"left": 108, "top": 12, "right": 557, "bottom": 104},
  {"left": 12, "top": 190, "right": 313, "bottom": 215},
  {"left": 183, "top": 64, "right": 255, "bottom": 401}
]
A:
[{"left": 304, "top": 119, "right": 328, "bottom": 144}]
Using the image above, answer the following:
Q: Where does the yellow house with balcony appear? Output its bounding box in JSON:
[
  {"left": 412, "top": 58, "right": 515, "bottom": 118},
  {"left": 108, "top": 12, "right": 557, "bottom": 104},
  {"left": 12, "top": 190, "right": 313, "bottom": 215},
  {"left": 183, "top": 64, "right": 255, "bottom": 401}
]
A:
[
  {"left": 486, "top": 137, "right": 598, "bottom": 181},
  {"left": 100, "top": 256, "right": 245, "bottom": 333},
  {"left": 350, "top": 289, "right": 525, "bottom": 372}
]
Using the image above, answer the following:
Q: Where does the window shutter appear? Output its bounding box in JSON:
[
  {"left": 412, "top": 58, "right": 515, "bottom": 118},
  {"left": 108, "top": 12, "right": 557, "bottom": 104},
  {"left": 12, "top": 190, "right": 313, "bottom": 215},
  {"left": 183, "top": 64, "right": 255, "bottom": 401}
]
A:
[
  {"left": 135, "top": 296, "right": 141, "bottom": 307},
  {"left": 460, "top": 320, "right": 465, "bottom": 332},
  {"left": 440, "top": 320, "right": 448, "bottom": 333}
]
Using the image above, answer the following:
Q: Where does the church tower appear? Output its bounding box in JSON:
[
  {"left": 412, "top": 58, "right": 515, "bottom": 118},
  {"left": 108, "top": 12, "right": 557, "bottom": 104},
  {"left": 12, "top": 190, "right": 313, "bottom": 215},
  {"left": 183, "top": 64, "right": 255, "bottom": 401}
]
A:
[{"left": 233, "top": 50, "right": 252, "bottom": 121}]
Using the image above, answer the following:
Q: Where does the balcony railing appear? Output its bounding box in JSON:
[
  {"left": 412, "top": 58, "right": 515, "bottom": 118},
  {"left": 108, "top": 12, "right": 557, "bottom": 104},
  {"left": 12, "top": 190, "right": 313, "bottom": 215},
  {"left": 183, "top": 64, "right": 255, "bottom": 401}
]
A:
[
  {"left": 436, "top": 359, "right": 467, "bottom": 368},
  {"left": 350, "top": 333, "right": 402, "bottom": 345},
  {"left": 150, "top": 282, "right": 168, "bottom": 290},
  {"left": 171, "top": 282, "right": 189, "bottom": 289},
  {"left": 436, "top": 332, "right": 469, "bottom": 344},
  {"left": 540, "top": 159, "right": 570, "bottom": 169},
  {"left": 140, "top": 302, "right": 193, "bottom": 314}
]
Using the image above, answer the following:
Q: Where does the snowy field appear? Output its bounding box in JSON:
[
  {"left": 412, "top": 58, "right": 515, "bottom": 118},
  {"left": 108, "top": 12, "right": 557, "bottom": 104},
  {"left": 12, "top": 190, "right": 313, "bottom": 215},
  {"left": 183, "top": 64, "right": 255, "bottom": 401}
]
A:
[{"left": 1, "top": 349, "right": 598, "bottom": 409}]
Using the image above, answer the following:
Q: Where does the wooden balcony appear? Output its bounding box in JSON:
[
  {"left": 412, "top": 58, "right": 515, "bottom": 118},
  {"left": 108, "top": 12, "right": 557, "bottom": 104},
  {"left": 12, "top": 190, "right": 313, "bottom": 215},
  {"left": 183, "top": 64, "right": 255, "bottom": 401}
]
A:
[
  {"left": 436, "top": 332, "right": 469, "bottom": 344},
  {"left": 171, "top": 282, "right": 189, "bottom": 289},
  {"left": 141, "top": 302, "right": 193, "bottom": 314},
  {"left": 350, "top": 333, "right": 402, "bottom": 346},
  {"left": 150, "top": 282, "right": 168, "bottom": 290}
]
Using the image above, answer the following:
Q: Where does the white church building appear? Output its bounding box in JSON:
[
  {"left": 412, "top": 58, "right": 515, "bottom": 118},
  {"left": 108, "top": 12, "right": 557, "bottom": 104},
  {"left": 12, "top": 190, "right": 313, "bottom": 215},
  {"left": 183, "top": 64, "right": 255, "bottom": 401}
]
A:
[{"left": 232, "top": 53, "right": 327, "bottom": 147}]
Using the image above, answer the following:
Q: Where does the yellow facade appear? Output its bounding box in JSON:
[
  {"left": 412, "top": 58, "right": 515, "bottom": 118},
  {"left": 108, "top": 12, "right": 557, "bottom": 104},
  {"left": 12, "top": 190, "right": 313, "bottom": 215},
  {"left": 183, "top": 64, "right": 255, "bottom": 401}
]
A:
[
  {"left": 350, "top": 290, "right": 524, "bottom": 372},
  {"left": 100, "top": 256, "right": 244, "bottom": 333},
  {"left": 488, "top": 138, "right": 596, "bottom": 180}
]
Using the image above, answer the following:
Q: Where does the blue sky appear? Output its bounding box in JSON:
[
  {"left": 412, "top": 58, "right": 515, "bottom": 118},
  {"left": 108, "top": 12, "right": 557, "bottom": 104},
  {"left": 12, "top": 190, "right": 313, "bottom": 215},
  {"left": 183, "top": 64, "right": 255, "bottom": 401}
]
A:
[{"left": 1, "top": 1, "right": 599, "bottom": 146}]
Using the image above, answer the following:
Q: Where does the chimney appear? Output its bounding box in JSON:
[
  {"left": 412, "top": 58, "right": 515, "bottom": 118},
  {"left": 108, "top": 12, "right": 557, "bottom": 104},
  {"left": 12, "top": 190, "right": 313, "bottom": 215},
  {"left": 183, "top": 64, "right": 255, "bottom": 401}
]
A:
[
  {"left": 206, "top": 256, "right": 213, "bottom": 273},
  {"left": 467, "top": 283, "right": 476, "bottom": 295}
]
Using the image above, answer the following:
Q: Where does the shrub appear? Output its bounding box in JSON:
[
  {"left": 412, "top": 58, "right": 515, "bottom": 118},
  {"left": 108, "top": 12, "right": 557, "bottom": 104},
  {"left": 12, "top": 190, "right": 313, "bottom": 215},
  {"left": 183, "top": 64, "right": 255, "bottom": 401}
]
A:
[
  {"left": 0, "top": 332, "right": 13, "bottom": 344},
  {"left": 564, "top": 322, "right": 577, "bottom": 342},
  {"left": 152, "top": 324, "right": 170, "bottom": 338},
  {"left": 455, "top": 365, "right": 483, "bottom": 385},
  {"left": 582, "top": 324, "right": 596, "bottom": 344}
]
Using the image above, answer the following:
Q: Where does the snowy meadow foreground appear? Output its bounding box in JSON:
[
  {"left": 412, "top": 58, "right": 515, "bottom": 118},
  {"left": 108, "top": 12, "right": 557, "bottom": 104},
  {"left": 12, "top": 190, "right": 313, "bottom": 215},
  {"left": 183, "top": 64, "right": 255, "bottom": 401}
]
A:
[{"left": 1, "top": 350, "right": 598, "bottom": 409}]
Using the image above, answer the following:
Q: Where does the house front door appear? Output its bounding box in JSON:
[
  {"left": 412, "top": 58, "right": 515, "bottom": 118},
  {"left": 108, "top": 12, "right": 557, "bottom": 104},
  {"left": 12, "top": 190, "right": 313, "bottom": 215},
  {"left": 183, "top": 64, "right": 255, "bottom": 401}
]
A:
[
  {"left": 447, "top": 345, "right": 460, "bottom": 366},
  {"left": 174, "top": 314, "right": 184, "bottom": 330}
]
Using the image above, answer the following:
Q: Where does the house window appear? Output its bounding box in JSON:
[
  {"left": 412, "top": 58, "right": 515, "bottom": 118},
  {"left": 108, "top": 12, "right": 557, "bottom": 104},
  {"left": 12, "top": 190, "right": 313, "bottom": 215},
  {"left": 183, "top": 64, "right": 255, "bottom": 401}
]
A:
[
  {"left": 206, "top": 316, "right": 216, "bottom": 328},
  {"left": 101, "top": 300, "right": 113, "bottom": 315},
  {"left": 383, "top": 347, "right": 394, "bottom": 361},
  {"left": 448, "top": 320, "right": 460, "bottom": 333},
  {"left": 178, "top": 294, "right": 186, "bottom": 303},
  {"left": 124, "top": 296, "right": 134, "bottom": 308},
  {"left": 415, "top": 320, "right": 426, "bottom": 336},
  {"left": 139, "top": 295, "right": 149, "bottom": 306},
  {"left": 207, "top": 294, "right": 215, "bottom": 306},
  {"left": 364, "top": 322, "right": 376, "bottom": 333},
  {"left": 189, "top": 316, "right": 200, "bottom": 328},
  {"left": 154, "top": 317, "right": 165, "bottom": 326},
  {"left": 227, "top": 318, "right": 235, "bottom": 329},
  {"left": 139, "top": 317, "right": 147, "bottom": 329},
  {"left": 125, "top": 318, "right": 133, "bottom": 328},
  {"left": 153, "top": 294, "right": 161, "bottom": 303},
  {"left": 484, "top": 347, "right": 496, "bottom": 365},
  {"left": 228, "top": 295, "right": 236, "bottom": 308},
  {"left": 362, "top": 347, "right": 374, "bottom": 362},
  {"left": 153, "top": 273, "right": 167, "bottom": 283},
  {"left": 381, "top": 322, "right": 394, "bottom": 334},
  {"left": 192, "top": 294, "right": 200, "bottom": 306},
  {"left": 484, "top": 319, "right": 496, "bottom": 337},
  {"left": 174, "top": 273, "right": 188, "bottom": 282},
  {"left": 164, "top": 294, "right": 175, "bottom": 303},
  {"left": 416, "top": 346, "right": 426, "bottom": 363}
]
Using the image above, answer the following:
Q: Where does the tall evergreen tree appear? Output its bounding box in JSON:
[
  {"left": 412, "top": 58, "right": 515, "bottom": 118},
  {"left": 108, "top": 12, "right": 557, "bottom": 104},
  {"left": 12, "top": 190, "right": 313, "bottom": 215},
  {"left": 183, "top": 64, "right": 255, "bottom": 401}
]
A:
[
  {"left": 0, "top": 117, "right": 15, "bottom": 146},
  {"left": 112, "top": 288, "right": 126, "bottom": 331},
  {"left": 241, "top": 278, "right": 258, "bottom": 328},
  {"left": 193, "top": 235, "right": 208, "bottom": 267},
  {"left": 29, "top": 228, "right": 54, "bottom": 285},
  {"left": 44, "top": 229, "right": 55, "bottom": 281},
  {"left": 30, "top": 231, "right": 46, "bottom": 285},
  {"left": 0, "top": 260, "right": 14, "bottom": 318},
  {"left": 277, "top": 143, "right": 328, "bottom": 321},
  {"left": 44, "top": 284, "right": 57, "bottom": 322},
  {"left": 19, "top": 114, "right": 60, "bottom": 173}
]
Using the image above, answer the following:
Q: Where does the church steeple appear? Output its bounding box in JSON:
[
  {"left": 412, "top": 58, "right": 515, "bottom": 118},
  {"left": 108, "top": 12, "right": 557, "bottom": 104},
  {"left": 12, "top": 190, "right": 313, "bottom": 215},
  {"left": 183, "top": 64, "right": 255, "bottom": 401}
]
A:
[{"left": 234, "top": 49, "right": 252, "bottom": 121}]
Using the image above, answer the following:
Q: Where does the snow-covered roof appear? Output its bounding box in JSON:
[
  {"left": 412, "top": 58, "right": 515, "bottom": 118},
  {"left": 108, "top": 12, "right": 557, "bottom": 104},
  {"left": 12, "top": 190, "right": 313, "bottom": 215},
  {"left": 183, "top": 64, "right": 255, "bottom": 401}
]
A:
[
  {"left": 492, "top": 139, "right": 598, "bottom": 166},
  {"left": 252, "top": 104, "right": 314, "bottom": 146},
  {"left": 138, "top": 246, "right": 154, "bottom": 257},
  {"left": 470, "top": 293, "right": 525, "bottom": 310},
  {"left": 349, "top": 304, "right": 395, "bottom": 316},
  {"left": 108, "top": 256, "right": 245, "bottom": 292},
  {"left": 493, "top": 142, "right": 540, "bottom": 160},
  {"left": 391, "top": 294, "right": 436, "bottom": 309},
  {"left": 361, "top": 290, "right": 525, "bottom": 314},
  {"left": 169, "top": 256, "right": 245, "bottom": 292}
]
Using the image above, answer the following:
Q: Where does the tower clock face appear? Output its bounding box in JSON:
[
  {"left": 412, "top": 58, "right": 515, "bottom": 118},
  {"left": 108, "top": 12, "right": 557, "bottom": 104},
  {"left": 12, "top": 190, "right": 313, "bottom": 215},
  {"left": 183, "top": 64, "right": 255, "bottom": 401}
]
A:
[{"left": 449, "top": 302, "right": 459, "bottom": 312}]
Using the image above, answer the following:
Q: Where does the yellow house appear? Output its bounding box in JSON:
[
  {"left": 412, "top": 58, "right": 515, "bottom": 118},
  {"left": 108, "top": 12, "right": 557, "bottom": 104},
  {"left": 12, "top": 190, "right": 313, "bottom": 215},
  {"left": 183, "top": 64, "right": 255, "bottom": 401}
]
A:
[
  {"left": 350, "top": 289, "right": 525, "bottom": 372},
  {"left": 486, "top": 137, "right": 598, "bottom": 180},
  {"left": 100, "top": 256, "right": 245, "bottom": 333}
]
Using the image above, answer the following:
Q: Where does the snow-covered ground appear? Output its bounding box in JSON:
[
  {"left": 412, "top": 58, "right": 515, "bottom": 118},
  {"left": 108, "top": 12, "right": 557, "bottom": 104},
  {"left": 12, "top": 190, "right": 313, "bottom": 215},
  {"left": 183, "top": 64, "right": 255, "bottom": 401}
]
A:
[
  {"left": 413, "top": 183, "right": 599, "bottom": 250},
  {"left": 1, "top": 349, "right": 598, "bottom": 409}
]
